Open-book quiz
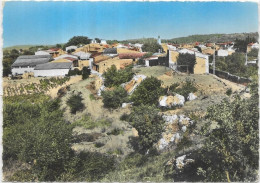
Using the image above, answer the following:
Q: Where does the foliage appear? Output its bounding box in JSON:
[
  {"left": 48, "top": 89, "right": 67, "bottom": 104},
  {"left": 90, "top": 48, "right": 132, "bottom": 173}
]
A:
[
  {"left": 177, "top": 53, "right": 196, "bottom": 73},
  {"left": 175, "top": 78, "right": 197, "bottom": 100},
  {"left": 3, "top": 96, "right": 73, "bottom": 181},
  {"left": 225, "top": 88, "right": 232, "bottom": 96},
  {"left": 247, "top": 48, "right": 259, "bottom": 58},
  {"left": 64, "top": 36, "right": 91, "bottom": 48},
  {"left": 72, "top": 115, "right": 111, "bottom": 130},
  {"left": 128, "top": 105, "right": 165, "bottom": 153},
  {"left": 131, "top": 76, "right": 164, "bottom": 106},
  {"left": 107, "top": 128, "right": 124, "bottom": 136},
  {"left": 101, "top": 86, "right": 128, "bottom": 109},
  {"left": 142, "top": 41, "right": 162, "bottom": 53},
  {"left": 82, "top": 66, "right": 91, "bottom": 80},
  {"left": 215, "top": 52, "right": 257, "bottom": 78},
  {"left": 66, "top": 94, "right": 84, "bottom": 114},
  {"left": 68, "top": 68, "right": 82, "bottom": 76},
  {"left": 103, "top": 65, "right": 134, "bottom": 87},
  {"left": 234, "top": 36, "right": 257, "bottom": 53}
]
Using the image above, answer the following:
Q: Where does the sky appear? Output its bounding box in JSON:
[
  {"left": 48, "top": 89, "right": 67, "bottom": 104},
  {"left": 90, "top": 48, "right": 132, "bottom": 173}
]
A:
[{"left": 3, "top": 1, "right": 259, "bottom": 47}]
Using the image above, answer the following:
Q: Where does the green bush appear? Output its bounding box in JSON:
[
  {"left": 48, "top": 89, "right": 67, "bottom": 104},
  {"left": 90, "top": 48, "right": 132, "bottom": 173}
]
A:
[
  {"left": 128, "top": 104, "right": 165, "bottom": 153},
  {"left": 131, "top": 76, "right": 164, "bottom": 106},
  {"left": 68, "top": 69, "right": 82, "bottom": 76},
  {"left": 101, "top": 86, "right": 128, "bottom": 109},
  {"left": 120, "top": 113, "right": 129, "bottom": 121},
  {"left": 175, "top": 78, "right": 197, "bottom": 100},
  {"left": 66, "top": 94, "right": 84, "bottom": 114},
  {"left": 82, "top": 66, "right": 91, "bottom": 80},
  {"left": 103, "top": 65, "right": 134, "bottom": 87},
  {"left": 226, "top": 88, "right": 232, "bottom": 96},
  {"left": 107, "top": 128, "right": 124, "bottom": 136}
]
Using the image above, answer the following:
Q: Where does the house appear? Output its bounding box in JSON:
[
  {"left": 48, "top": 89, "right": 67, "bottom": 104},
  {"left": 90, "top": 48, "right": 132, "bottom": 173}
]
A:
[
  {"left": 92, "top": 56, "right": 133, "bottom": 73},
  {"left": 145, "top": 51, "right": 169, "bottom": 67},
  {"left": 202, "top": 47, "right": 215, "bottom": 55},
  {"left": 169, "top": 49, "right": 209, "bottom": 74},
  {"left": 66, "top": 45, "right": 77, "bottom": 52},
  {"left": 34, "top": 62, "right": 73, "bottom": 77},
  {"left": 247, "top": 42, "right": 259, "bottom": 52},
  {"left": 11, "top": 55, "right": 52, "bottom": 75},
  {"left": 103, "top": 48, "right": 118, "bottom": 57},
  {"left": 100, "top": 40, "right": 107, "bottom": 45},
  {"left": 217, "top": 49, "right": 229, "bottom": 57},
  {"left": 35, "top": 50, "right": 51, "bottom": 56},
  {"left": 73, "top": 51, "right": 92, "bottom": 60}
]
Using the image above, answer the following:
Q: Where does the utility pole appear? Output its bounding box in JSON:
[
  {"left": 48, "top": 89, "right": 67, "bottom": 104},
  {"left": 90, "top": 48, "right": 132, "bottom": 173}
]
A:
[
  {"left": 245, "top": 47, "right": 248, "bottom": 66},
  {"left": 213, "top": 43, "right": 216, "bottom": 75}
]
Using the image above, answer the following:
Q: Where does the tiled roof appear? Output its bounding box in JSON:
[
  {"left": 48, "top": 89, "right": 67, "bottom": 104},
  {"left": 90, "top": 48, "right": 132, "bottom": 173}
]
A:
[{"left": 35, "top": 62, "right": 72, "bottom": 70}]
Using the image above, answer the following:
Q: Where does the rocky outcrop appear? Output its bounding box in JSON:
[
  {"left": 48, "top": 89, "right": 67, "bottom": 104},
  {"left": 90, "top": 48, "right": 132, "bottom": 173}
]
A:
[
  {"left": 121, "top": 74, "right": 147, "bottom": 95},
  {"left": 159, "top": 94, "right": 185, "bottom": 108},
  {"left": 158, "top": 114, "right": 194, "bottom": 150},
  {"left": 187, "top": 93, "right": 197, "bottom": 101}
]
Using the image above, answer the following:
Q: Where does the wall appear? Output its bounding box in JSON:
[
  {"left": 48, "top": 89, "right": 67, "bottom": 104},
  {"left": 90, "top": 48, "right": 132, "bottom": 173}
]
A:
[
  {"left": 194, "top": 56, "right": 208, "bottom": 74},
  {"left": 12, "top": 67, "right": 35, "bottom": 75},
  {"left": 209, "top": 69, "right": 251, "bottom": 85},
  {"left": 34, "top": 69, "right": 70, "bottom": 77},
  {"left": 97, "top": 58, "right": 133, "bottom": 73}
]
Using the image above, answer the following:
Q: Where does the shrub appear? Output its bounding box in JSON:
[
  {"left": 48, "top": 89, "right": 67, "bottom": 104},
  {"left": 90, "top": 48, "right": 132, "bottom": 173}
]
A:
[
  {"left": 103, "top": 65, "right": 134, "bottom": 87},
  {"left": 94, "top": 142, "right": 105, "bottom": 148},
  {"left": 128, "top": 104, "right": 165, "bottom": 153},
  {"left": 131, "top": 76, "right": 164, "bottom": 106},
  {"left": 89, "top": 94, "right": 96, "bottom": 101},
  {"left": 226, "top": 88, "right": 232, "bottom": 96},
  {"left": 175, "top": 78, "right": 197, "bottom": 100},
  {"left": 101, "top": 86, "right": 128, "bottom": 109},
  {"left": 82, "top": 66, "right": 91, "bottom": 80},
  {"left": 66, "top": 94, "right": 84, "bottom": 114},
  {"left": 107, "top": 128, "right": 124, "bottom": 136},
  {"left": 68, "top": 69, "right": 82, "bottom": 76},
  {"left": 120, "top": 113, "right": 129, "bottom": 121}
]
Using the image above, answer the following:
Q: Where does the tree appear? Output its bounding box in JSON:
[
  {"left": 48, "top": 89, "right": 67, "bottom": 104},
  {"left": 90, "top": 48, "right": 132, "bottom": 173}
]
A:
[
  {"left": 128, "top": 104, "right": 165, "bottom": 153},
  {"left": 101, "top": 86, "right": 128, "bottom": 109},
  {"left": 177, "top": 53, "right": 196, "bottom": 73},
  {"left": 65, "top": 36, "right": 91, "bottom": 47},
  {"left": 82, "top": 67, "right": 91, "bottom": 80},
  {"left": 56, "top": 44, "right": 62, "bottom": 48},
  {"left": 3, "top": 97, "right": 73, "bottom": 181},
  {"left": 234, "top": 36, "right": 257, "bottom": 53},
  {"left": 131, "top": 76, "right": 164, "bottom": 106},
  {"left": 66, "top": 94, "right": 85, "bottom": 114},
  {"left": 95, "top": 38, "right": 101, "bottom": 43},
  {"left": 142, "top": 41, "right": 162, "bottom": 53},
  {"left": 103, "top": 65, "right": 134, "bottom": 87},
  {"left": 247, "top": 48, "right": 259, "bottom": 58}
]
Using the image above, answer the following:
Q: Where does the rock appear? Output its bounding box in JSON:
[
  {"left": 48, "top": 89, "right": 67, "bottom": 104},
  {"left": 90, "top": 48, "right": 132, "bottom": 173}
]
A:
[
  {"left": 187, "top": 93, "right": 197, "bottom": 101},
  {"left": 159, "top": 94, "right": 185, "bottom": 108},
  {"left": 159, "top": 96, "right": 168, "bottom": 107},
  {"left": 175, "top": 155, "right": 195, "bottom": 169},
  {"left": 122, "top": 102, "right": 133, "bottom": 108},
  {"left": 181, "top": 126, "right": 187, "bottom": 132},
  {"left": 162, "top": 114, "right": 178, "bottom": 124},
  {"left": 122, "top": 74, "right": 146, "bottom": 95},
  {"left": 132, "top": 128, "right": 138, "bottom": 137},
  {"left": 159, "top": 138, "right": 168, "bottom": 150}
]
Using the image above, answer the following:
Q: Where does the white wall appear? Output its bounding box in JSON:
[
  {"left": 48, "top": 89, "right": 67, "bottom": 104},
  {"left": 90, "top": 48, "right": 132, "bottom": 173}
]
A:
[
  {"left": 12, "top": 67, "right": 35, "bottom": 75},
  {"left": 217, "top": 49, "right": 228, "bottom": 57},
  {"left": 35, "top": 51, "right": 50, "bottom": 55},
  {"left": 34, "top": 69, "right": 70, "bottom": 77}
]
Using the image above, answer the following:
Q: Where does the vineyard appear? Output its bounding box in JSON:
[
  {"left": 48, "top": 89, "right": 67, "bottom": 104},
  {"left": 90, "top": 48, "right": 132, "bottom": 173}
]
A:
[{"left": 3, "top": 77, "right": 70, "bottom": 96}]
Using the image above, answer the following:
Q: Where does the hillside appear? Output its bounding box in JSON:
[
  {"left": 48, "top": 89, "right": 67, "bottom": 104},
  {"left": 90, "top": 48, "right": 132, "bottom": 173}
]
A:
[{"left": 162, "top": 32, "right": 259, "bottom": 44}]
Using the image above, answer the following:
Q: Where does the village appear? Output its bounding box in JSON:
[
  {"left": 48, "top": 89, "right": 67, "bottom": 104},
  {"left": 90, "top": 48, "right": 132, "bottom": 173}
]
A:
[{"left": 3, "top": 34, "right": 259, "bottom": 182}]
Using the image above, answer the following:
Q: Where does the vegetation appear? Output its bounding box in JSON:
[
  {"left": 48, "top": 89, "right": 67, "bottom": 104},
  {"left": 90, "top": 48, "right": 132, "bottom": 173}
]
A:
[
  {"left": 225, "top": 88, "right": 232, "bottom": 96},
  {"left": 215, "top": 52, "right": 257, "bottom": 78},
  {"left": 103, "top": 65, "right": 134, "bottom": 87},
  {"left": 66, "top": 94, "right": 84, "bottom": 114},
  {"left": 64, "top": 36, "right": 91, "bottom": 48},
  {"left": 142, "top": 41, "right": 162, "bottom": 53},
  {"left": 101, "top": 86, "right": 128, "bottom": 109},
  {"left": 168, "top": 78, "right": 197, "bottom": 100},
  {"left": 67, "top": 68, "right": 82, "bottom": 76},
  {"left": 128, "top": 105, "right": 165, "bottom": 153},
  {"left": 131, "top": 76, "right": 164, "bottom": 106},
  {"left": 234, "top": 36, "right": 257, "bottom": 53},
  {"left": 73, "top": 115, "right": 111, "bottom": 130},
  {"left": 248, "top": 48, "right": 259, "bottom": 58},
  {"left": 82, "top": 66, "right": 91, "bottom": 80},
  {"left": 177, "top": 53, "right": 196, "bottom": 73}
]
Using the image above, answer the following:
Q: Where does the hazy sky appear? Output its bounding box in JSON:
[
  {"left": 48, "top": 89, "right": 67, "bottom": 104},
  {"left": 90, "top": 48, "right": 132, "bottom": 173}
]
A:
[{"left": 3, "top": 1, "right": 259, "bottom": 47}]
